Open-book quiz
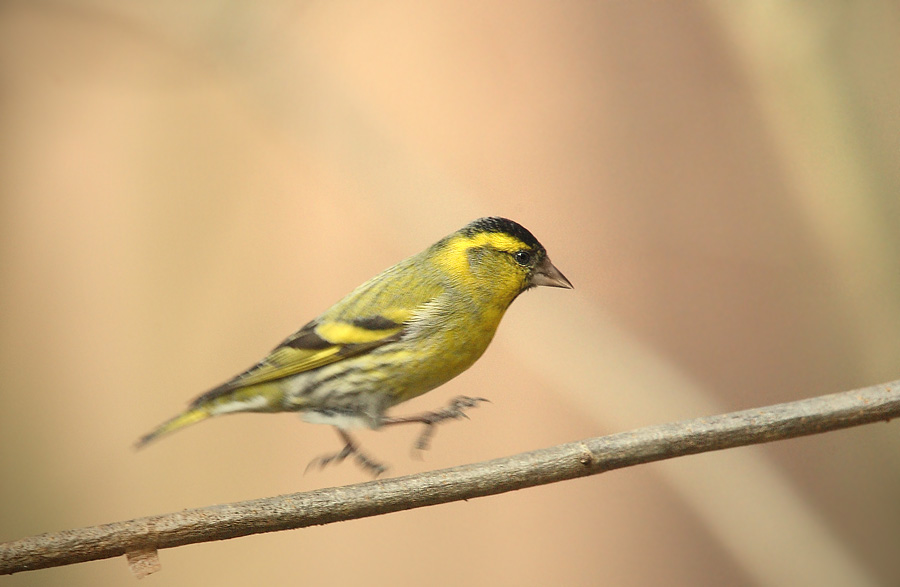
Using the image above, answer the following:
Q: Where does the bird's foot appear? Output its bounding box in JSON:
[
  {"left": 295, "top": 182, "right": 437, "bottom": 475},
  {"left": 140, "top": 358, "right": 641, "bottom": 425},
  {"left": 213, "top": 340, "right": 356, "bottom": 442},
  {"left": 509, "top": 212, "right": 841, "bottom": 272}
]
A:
[
  {"left": 383, "top": 395, "right": 490, "bottom": 451},
  {"left": 306, "top": 429, "right": 387, "bottom": 477}
]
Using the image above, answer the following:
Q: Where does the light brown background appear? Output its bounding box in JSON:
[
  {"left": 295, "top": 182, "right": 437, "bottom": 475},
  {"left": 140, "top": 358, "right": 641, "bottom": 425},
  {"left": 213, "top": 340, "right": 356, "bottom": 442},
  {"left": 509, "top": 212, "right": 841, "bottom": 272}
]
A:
[{"left": 3, "top": 2, "right": 900, "bottom": 586}]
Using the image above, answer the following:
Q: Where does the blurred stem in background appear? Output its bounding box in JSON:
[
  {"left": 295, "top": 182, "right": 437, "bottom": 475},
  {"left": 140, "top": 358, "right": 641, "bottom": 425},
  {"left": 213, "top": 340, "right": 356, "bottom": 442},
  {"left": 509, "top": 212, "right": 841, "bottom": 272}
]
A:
[{"left": 710, "top": 1, "right": 900, "bottom": 379}]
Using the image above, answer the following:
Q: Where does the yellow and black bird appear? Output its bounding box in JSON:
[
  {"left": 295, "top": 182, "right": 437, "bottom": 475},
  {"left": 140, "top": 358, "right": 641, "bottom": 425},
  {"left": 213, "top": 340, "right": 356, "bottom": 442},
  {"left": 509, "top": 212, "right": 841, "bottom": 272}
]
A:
[{"left": 137, "top": 217, "right": 572, "bottom": 474}]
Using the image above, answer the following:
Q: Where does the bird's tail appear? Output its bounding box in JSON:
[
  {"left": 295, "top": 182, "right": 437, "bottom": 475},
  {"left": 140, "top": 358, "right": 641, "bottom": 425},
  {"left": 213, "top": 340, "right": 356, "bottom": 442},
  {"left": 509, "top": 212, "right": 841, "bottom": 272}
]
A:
[
  {"left": 135, "top": 382, "right": 284, "bottom": 449},
  {"left": 135, "top": 405, "right": 215, "bottom": 449}
]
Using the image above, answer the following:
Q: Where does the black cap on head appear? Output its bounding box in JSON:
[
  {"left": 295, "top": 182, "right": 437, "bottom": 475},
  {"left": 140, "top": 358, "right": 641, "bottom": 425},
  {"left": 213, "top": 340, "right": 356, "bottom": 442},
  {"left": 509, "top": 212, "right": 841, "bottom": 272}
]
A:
[{"left": 463, "top": 217, "right": 542, "bottom": 250}]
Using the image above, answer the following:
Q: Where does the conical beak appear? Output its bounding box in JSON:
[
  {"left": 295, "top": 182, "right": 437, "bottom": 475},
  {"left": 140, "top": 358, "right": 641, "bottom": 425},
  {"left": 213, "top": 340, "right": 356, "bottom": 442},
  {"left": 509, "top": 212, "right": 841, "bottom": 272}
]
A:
[{"left": 531, "top": 255, "right": 573, "bottom": 289}]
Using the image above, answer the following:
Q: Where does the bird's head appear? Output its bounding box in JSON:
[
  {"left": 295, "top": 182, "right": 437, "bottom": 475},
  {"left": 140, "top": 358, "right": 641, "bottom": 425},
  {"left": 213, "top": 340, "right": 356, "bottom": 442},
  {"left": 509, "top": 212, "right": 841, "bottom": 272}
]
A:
[{"left": 434, "top": 217, "right": 572, "bottom": 308}]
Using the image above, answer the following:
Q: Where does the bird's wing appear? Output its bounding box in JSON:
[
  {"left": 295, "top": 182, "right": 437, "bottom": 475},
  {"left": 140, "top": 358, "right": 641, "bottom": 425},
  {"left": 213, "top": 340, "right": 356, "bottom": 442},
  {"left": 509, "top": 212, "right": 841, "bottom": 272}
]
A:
[
  {"left": 188, "top": 317, "right": 405, "bottom": 407},
  {"left": 192, "top": 260, "right": 446, "bottom": 405},
  {"left": 207, "top": 317, "right": 404, "bottom": 391}
]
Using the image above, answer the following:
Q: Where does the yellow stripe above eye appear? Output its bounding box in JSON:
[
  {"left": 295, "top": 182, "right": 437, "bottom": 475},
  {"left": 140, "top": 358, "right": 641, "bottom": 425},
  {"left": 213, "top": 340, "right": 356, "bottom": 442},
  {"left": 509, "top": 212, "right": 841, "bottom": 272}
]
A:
[
  {"left": 437, "top": 232, "right": 528, "bottom": 276},
  {"left": 461, "top": 232, "right": 526, "bottom": 253},
  {"left": 316, "top": 321, "right": 403, "bottom": 344}
]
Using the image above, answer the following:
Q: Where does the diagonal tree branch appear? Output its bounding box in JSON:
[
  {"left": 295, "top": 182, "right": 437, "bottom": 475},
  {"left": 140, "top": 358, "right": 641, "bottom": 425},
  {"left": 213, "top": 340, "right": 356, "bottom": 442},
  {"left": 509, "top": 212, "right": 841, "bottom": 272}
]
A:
[{"left": 2, "top": 379, "right": 899, "bottom": 577}]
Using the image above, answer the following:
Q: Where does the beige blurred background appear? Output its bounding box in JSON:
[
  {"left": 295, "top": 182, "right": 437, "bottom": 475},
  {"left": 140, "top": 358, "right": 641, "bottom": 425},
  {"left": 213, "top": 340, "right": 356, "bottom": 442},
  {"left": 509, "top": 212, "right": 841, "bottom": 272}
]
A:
[{"left": 3, "top": 1, "right": 900, "bottom": 585}]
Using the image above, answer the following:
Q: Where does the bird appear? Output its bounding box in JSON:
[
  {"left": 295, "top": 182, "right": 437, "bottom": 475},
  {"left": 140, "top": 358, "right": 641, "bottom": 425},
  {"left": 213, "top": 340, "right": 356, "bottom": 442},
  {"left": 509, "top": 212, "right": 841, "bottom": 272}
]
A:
[{"left": 136, "top": 217, "right": 572, "bottom": 474}]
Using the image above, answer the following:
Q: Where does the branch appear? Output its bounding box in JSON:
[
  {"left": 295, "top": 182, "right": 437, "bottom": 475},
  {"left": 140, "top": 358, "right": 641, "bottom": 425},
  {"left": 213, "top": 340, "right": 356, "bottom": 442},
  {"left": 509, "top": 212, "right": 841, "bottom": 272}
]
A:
[{"left": 2, "top": 379, "right": 899, "bottom": 577}]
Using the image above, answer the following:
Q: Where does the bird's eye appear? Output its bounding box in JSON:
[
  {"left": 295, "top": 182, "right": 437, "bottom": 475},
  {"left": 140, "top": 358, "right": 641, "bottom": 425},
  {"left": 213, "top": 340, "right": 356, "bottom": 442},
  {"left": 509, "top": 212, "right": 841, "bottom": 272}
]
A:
[{"left": 513, "top": 250, "right": 533, "bottom": 266}]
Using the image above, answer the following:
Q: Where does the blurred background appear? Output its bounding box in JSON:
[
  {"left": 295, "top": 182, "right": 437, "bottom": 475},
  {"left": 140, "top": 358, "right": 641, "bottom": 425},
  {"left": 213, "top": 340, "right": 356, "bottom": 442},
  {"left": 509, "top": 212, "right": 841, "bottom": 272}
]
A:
[{"left": 2, "top": 1, "right": 900, "bottom": 585}]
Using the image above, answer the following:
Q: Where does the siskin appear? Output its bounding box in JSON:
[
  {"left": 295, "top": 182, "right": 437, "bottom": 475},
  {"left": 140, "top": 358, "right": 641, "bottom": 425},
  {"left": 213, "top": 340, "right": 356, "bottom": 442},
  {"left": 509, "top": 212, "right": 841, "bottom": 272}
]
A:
[{"left": 137, "top": 217, "right": 572, "bottom": 474}]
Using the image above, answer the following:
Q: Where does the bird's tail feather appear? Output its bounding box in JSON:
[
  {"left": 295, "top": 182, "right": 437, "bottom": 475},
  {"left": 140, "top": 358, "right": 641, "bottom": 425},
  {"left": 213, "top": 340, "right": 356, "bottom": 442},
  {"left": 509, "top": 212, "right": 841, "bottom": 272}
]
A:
[
  {"left": 135, "top": 406, "right": 214, "bottom": 449},
  {"left": 135, "top": 383, "right": 284, "bottom": 448}
]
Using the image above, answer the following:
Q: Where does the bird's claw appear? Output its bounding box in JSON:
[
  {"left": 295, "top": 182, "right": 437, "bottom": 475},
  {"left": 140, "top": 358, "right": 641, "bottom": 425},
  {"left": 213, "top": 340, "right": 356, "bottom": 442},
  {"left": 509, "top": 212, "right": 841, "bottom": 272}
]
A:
[
  {"left": 413, "top": 395, "right": 489, "bottom": 451},
  {"left": 306, "top": 438, "right": 387, "bottom": 477}
]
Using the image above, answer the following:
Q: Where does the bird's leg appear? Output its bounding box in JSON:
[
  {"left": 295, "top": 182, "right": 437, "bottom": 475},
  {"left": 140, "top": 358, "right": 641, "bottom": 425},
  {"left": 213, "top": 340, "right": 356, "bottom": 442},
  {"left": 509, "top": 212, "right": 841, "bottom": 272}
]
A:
[
  {"left": 306, "top": 428, "right": 387, "bottom": 476},
  {"left": 381, "top": 395, "right": 489, "bottom": 451}
]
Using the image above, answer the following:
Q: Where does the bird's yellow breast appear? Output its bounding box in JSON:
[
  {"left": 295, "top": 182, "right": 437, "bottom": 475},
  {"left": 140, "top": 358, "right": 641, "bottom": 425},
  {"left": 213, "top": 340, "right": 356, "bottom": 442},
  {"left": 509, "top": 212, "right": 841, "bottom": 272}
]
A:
[{"left": 387, "top": 304, "right": 504, "bottom": 404}]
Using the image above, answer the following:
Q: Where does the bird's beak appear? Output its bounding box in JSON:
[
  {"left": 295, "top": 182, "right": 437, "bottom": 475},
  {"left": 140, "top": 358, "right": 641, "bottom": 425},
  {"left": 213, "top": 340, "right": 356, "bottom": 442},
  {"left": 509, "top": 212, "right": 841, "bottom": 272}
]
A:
[{"left": 531, "top": 255, "right": 573, "bottom": 289}]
